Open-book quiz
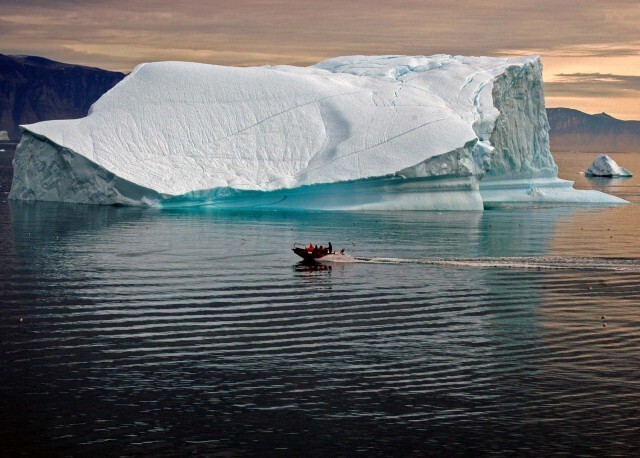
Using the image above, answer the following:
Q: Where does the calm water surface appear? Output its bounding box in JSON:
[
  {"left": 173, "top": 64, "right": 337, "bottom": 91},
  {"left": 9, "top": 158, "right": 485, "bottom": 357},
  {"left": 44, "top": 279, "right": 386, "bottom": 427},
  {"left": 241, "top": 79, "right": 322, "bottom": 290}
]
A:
[{"left": 1, "top": 146, "right": 640, "bottom": 456}]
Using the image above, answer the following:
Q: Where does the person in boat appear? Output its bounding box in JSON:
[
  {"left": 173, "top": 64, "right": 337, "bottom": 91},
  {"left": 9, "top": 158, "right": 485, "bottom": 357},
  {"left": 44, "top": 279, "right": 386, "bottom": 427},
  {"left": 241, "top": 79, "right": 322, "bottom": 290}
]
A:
[
  {"left": 307, "top": 243, "right": 315, "bottom": 252},
  {"left": 340, "top": 248, "right": 345, "bottom": 255},
  {"left": 318, "top": 245, "right": 324, "bottom": 254},
  {"left": 312, "top": 245, "right": 319, "bottom": 255},
  {"left": 328, "top": 242, "right": 332, "bottom": 254}
]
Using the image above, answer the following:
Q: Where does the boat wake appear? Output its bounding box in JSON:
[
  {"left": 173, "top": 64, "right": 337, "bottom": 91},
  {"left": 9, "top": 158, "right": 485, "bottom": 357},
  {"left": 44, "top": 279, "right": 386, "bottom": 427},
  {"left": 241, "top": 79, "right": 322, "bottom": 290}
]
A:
[{"left": 350, "top": 256, "right": 640, "bottom": 272}]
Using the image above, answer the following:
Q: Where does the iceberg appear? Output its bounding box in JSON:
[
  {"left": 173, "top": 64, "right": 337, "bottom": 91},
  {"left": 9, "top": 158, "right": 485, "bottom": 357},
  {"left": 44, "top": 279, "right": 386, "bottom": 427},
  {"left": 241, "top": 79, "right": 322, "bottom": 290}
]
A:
[
  {"left": 9, "top": 55, "right": 626, "bottom": 209},
  {"left": 585, "top": 154, "right": 633, "bottom": 178}
]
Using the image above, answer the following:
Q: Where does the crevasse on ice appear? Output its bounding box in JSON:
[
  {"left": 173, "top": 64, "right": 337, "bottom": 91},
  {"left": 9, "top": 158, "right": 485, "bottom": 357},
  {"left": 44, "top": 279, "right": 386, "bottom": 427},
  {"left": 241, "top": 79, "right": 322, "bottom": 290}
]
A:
[{"left": 9, "top": 55, "right": 626, "bottom": 209}]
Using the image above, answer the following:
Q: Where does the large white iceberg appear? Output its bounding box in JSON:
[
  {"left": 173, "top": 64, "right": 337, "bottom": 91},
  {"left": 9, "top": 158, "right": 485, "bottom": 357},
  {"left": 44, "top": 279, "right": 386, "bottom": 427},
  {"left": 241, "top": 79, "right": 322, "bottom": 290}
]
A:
[
  {"left": 585, "top": 154, "right": 632, "bottom": 178},
  {"left": 9, "top": 55, "right": 626, "bottom": 209}
]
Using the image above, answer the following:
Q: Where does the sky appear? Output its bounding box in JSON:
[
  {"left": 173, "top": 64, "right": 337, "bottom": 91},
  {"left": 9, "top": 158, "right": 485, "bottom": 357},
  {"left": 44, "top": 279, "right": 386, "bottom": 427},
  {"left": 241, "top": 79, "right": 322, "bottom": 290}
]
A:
[{"left": 2, "top": 0, "right": 639, "bottom": 119}]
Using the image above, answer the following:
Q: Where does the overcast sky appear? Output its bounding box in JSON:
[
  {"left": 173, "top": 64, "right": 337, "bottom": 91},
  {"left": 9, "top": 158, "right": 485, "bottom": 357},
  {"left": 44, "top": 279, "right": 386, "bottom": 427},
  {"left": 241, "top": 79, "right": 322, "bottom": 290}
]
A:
[{"left": 2, "top": 0, "right": 639, "bottom": 119}]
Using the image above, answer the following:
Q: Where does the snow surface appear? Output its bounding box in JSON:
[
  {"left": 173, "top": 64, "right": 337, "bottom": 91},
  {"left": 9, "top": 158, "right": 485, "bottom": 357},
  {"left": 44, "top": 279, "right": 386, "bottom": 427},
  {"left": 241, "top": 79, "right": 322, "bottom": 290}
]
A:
[
  {"left": 585, "top": 154, "right": 633, "bottom": 177},
  {"left": 9, "top": 54, "right": 627, "bottom": 208}
]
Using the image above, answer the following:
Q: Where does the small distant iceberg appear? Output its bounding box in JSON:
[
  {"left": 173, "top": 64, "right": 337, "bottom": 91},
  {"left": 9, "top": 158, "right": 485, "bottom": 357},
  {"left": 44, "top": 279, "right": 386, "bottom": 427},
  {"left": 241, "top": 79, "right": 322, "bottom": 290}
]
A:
[{"left": 585, "top": 154, "right": 633, "bottom": 178}]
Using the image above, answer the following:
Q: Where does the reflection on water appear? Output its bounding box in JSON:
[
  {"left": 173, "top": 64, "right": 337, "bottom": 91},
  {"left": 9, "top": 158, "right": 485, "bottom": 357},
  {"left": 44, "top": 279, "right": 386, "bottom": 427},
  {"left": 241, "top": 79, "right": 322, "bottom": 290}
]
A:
[
  {"left": 1, "top": 149, "right": 640, "bottom": 455},
  {"left": 555, "top": 150, "right": 640, "bottom": 204},
  {"left": 553, "top": 151, "right": 640, "bottom": 257}
]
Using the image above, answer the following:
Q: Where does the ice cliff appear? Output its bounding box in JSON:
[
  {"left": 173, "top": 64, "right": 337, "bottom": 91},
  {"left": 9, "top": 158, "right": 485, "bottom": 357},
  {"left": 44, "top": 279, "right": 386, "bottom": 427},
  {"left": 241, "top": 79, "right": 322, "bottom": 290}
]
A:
[
  {"left": 9, "top": 55, "right": 626, "bottom": 209},
  {"left": 585, "top": 154, "right": 632, "bottom": 177}
]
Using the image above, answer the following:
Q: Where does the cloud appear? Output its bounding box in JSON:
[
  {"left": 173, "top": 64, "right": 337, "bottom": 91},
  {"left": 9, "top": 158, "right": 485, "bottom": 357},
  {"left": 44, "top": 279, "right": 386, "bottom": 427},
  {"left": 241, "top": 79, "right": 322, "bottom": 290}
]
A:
[
  {"left": 545, "top": 73, "right": 640, "bottom": 97},
  {"left": 499, "top": 44, "right": 640, "bottom": 59},
  {"left": 1, "top": 0, "right": 639, "bottom": 116},
  {"left": 1, "top": 0, "right": 639, "bottom": 70}
]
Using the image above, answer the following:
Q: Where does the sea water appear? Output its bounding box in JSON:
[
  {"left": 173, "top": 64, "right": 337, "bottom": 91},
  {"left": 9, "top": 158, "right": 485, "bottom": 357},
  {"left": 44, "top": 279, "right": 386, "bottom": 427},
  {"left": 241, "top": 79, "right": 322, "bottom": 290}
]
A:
[{"left": 1, "top": 145, "right": 640, "bottom": 455}]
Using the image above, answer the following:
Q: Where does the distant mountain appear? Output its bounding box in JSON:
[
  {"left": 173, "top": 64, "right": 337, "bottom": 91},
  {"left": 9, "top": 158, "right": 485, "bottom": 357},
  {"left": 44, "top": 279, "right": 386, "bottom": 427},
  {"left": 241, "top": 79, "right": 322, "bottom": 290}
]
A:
[
  {"left": 547, "top": 108, "right": 640, "bottom": 153},
  {"left": 0, "top": 54, "right": 125, "bottom": 140}
]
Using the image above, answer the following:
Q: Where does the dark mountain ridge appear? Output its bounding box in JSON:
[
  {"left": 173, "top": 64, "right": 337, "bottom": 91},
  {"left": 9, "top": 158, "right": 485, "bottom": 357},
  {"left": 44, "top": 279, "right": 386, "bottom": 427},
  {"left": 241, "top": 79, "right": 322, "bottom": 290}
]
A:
[
  {"left": 0, "top": 54, "right": 125, "bottom": 140},
  {"left": 547, "top": 107, "right": 640, "bottom": 153}
]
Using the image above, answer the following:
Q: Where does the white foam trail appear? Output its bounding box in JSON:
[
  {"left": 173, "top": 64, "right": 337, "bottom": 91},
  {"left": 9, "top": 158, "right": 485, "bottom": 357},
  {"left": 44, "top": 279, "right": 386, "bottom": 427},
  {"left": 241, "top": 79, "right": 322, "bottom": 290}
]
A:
[{"left": 351, "top": 256, "right": 640, "bottom": 272}]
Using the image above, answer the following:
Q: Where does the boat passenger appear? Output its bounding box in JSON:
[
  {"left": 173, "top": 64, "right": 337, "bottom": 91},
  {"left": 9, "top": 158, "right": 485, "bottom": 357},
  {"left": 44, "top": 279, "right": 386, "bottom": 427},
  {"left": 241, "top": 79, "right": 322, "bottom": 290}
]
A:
[
  {"left": 340, "top": 248, "right": 345, "bottom": 255},
  {"left": 307, "top": 243, "right": 315, "bottom": 252},
  {"left": 312, "top": 245, "right": 319, "bottom": 254},
  {"left": 328, "top": 242, "right": 333, "bottom": 254}
]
